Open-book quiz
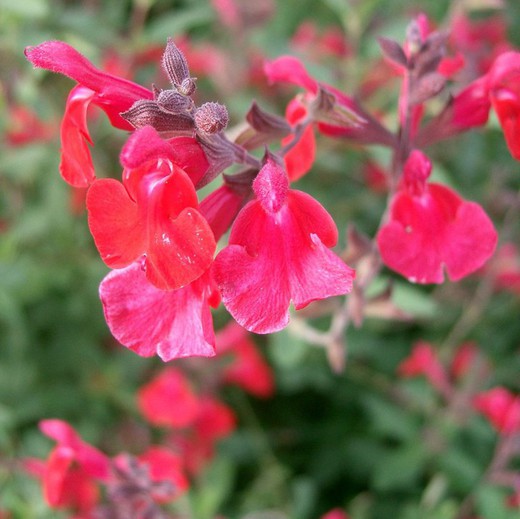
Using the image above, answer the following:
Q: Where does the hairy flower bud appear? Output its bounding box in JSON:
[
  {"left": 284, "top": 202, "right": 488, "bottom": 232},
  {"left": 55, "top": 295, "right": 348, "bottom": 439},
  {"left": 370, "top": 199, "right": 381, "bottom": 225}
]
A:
[
  {"left": 121, "top": 99, "right": 194, "bottom": 134},
  {"left": 162, "top": 38, "right": 190, "bottom": 87},
  {"left": 194, "top": 102, "right": 229, "bottom": 134},
  {"left": 156, "top": 89, "right": 192, "bottom": 113}
]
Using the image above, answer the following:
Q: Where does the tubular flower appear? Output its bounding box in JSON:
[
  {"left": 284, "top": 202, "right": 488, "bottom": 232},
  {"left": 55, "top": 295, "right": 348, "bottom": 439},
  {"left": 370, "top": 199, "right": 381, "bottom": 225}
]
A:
[
  {"left": 488, "top": 51, "right": 520, "bottom": 161},
  {"left": 87, "top": 126, "right": 216, "bottom": 291},
  {"left": 25, "top": 41, "right": 153, "bottom": 187},
  {"left": 377, "top": 150, "right": 497, "bottom": 284},
  {"left": 213, "top": 158, "right": 354, "bottom": 334},
  {"left": 38, "top": 420, "right": 110, "bottom": 513}
]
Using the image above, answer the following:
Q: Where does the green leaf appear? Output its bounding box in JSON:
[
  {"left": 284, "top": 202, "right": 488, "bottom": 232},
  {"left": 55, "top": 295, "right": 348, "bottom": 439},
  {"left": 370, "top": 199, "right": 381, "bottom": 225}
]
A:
[
  {"left": 372, "top": 443, "right": 427, "bottom": 491},
  {"left": 145, "top": 6, "right": 215, "bottom": 42},
  {"left": 476, "top": 485, "right": 520, "bottom": 519},
  {"left": 0, "top": 0, "right": 48, "bottom": 18},
  {"left": 191, "top": 456, "right": 235, "bottom": 519}
]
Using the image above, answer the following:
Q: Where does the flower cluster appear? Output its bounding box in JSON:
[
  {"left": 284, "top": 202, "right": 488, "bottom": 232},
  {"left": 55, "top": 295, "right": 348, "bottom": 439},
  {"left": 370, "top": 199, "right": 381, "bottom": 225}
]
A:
[
  {"left": 25, "top": 38, "right": 355, "bottom": 361},
  {"left": 24, "top": 323, "right": 272, "bottom": 516}
]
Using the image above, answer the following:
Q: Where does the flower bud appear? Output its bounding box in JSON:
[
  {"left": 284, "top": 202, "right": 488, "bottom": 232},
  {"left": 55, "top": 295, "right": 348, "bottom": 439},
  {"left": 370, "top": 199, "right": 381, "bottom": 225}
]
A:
[{"left": 194, "top": 102, "right": 229, "bottom": 134}]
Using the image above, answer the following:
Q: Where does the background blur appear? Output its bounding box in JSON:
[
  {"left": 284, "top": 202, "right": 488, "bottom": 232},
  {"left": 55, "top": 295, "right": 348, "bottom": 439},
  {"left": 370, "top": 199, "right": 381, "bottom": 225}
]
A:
[{"left": 2, "top": 0, "right": 520, "bottom": 517}]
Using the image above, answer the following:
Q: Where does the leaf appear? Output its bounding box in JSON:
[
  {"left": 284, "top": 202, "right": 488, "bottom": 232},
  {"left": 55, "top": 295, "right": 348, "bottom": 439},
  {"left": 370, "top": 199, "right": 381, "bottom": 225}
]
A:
[
  {"left": 476, "top": 485, "right": 520, "bottom": 519},
  {"left": 145, "top": 6, "right": 215, "bottom": 42},
  {"left": 372, "top": 443, "right": 427, "bottom": 491},
  {"left": 0, "top": 0, "right": 48, "bottom": 18},
  {"left": 392, "top": 281, "right": 438, "bottom": 319}
]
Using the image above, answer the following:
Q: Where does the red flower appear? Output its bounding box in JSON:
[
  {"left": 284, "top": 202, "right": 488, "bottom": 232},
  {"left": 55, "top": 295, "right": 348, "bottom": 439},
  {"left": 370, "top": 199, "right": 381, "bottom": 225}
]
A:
[
  {"left": 489, "top": 51, "right": 520, "bottom": 161},
  {"left": 35, "top": 420, "right": 109, "bottom": 513},
  {"left": 398, "top": 341, "right": 450, "bottom": 395},
  {"left": 264, "top": 56, "right": 392, "bottom": 146},
  {"left": 282, "top": 98, "right": 316, "bottom": 181},
  {"left": 450, "top": 342, "right": 480, "bottom": 380},
  {"left": 377, "top": 150, "right": 497, "bottom": 284},
  {"left": 171, "top": 397, "right": 236, "bottom": 475},
  {"left": 321, "top": 509, "right": 350, "bottom": 519},
  {"left": 99, "top": 261, "right": 218, "bottom": 361},
  {"left": 87, "top": 126, "right": 216, "bottom": 290},
  {"left": 6, "top": 105, "right": 55, "bottom": 146},
  {"left": 138, "top": 367, "right": 200, "bottom": 428},
  {"left": 474, "top": 387, "right": 520, "bottom": 435},
  {"left": 213, "top": 158, "right": 354, "bottom": 333},
  {"left": 138, "top": 446, "right": 189, "bottom": 500},
  {"left": 216, "top": 321, "right": 275, "bottom": 398},
  {"left": 25, "top": 41, "right": 151, "bottom": 129},
  {"left": 25, "top": 41, "right": 153, "bottom": 187}
]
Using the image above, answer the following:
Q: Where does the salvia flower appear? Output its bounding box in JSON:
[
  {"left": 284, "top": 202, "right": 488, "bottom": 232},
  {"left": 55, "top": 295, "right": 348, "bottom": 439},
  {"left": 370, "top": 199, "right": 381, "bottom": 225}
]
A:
[
  {"left": 35, "top": 420, "right": 110, "bottom": 513},
  {"left": 25, "top": 40, "right": 153, "bottom": 187},
  {"left": 99, "top": 261, "right": 219, "bottom": 361},
  {"left": 213, "top": 157, "right": 354, "bottom": 333},
  {"left": 474, "top": 387, "right": 520, "bottom": 436},
  {"left": 87, "top": 126, "right": 216, "bottom": 291},
  {"left": 377, "top": 150, "right": 497, "bottom": 284}
]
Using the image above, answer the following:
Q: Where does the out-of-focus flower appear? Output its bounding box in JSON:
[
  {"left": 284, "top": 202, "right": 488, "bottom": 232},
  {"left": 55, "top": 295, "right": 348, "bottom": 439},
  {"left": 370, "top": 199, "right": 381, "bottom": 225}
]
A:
[
  {"left": 474, "top": 387, "right": 520, "bottom": 435},
  {"left": 137, "top": 367, "right": 200, "bottom": 428},
  {"left": 216, "top": 321, "right": 275, "bottom": 398},
  {"left": 398, "top": 341, "right": 450, "bottom": 395},
  {"left": 377, "top": 150, "right": 497, "bottom": 283}
]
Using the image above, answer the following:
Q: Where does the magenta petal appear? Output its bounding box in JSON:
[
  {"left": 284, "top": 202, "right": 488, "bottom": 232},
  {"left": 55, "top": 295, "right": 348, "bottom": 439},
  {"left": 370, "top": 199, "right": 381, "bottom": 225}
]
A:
[
  {"left": 443, "top": 201, "right": 498, "bottom": 281},
  {"left": 120, "top": 126, "right": 176, "bottom": 169},
  {"left": 214, "top": 199, "right": 354, "bottom": 334},
  {"left": 59, "top": 85, "right": 96, "bottom": 187},
  {"left": 377, "top": 184, "right": 497, "bottom": 283},
  {"left": 100, "top": 262, "right": 216, "bottom": 361},
  {"left": 264, "top": 56, "right": 318, "bottom": 94},
  {"left": 213, "top": 242, "right": 292, "bottom": 333},
  {"left": 145, "top": 206, "right": 216, "bottom": 291}
]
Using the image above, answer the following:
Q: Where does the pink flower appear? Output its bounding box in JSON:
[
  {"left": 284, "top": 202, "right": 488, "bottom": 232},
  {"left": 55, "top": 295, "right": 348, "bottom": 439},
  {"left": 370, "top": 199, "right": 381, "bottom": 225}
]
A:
[
  {"left": 137, "top": 367, "right": 200, "bottom": 427},
  {"left": 282, "top": 98, "right": 316, "bottom": 181},
  {"left": 450, "top": 342, "right": 480, "bottom": 380},
  {"left": 488, "top": 51, "right": 520, "bottom": 161},
  {"left": 213, "top": 158, "right": 354, "bottom": 333},
  {"left": 171, "top": 397, "right": 236, "bottom": 475},
  {"left": 33, "top": 420, "right": 110, "bottom": 513},
  {"left": 398, "top": 341, "right": 450, "bottom": 395},
  {"left": 99, "top": 261, "right": 218, "bottom": 361},
  {"left": 377, "top": 150, "right": 497, "bottom": 284},
  {"left": 87, "top": 126, "right": 216, "bottom": 290},
  {"left": 474, "top": 387, "right": 520, "bottom": 435},
  {"left": 264, "top": 56, "right": 393, "bottom": 146},
  {"left": 216, "top": 321, "right": 275, "bottom": 398},
  {"left": 6, "top": 105, "right": 55, "bottom": 146},
  {"left": 321, "top": 509, "right": 350, "bottom": 519},
  {"left": 137, "top": 446, "right": 189, "bottom": 500},
  {"left": 25, "top": 41, "right": 151, "bottom": 129},
  {"left": 25, "top": 41, "right": 153, "bottom": 187}
]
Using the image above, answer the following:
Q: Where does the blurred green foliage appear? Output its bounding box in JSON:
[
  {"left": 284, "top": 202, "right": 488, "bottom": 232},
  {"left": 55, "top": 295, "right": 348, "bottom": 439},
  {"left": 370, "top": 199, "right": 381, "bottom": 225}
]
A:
[{"left": 1, "top": 1, "right": 520, "bottom": 518}]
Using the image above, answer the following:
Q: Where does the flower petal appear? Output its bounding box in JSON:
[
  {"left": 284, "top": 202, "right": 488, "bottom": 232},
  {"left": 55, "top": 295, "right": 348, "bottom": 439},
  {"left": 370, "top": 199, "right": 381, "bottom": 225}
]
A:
[
  {"left": 87, "top": 178, "right": 145, "bottom": 269},
  {"left": 59, "top": 85, "right": 96, "bottom": 187},
  {"left": 99, "top": 263, "right": 216, "bottom": 360}
]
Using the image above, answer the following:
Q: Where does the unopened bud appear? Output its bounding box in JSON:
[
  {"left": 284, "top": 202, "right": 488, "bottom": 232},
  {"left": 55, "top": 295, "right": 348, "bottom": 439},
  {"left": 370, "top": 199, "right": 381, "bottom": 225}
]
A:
[
  {"left": 194, "top": 102, "right": 229, "bottom": 134},
  {"left": 156, "top": 89, "right": 192, "bottom": 113},
  {"left": 162, "top": 38, "right": 190, "bottom": 88},
  {"left": 179, "top": 77, "right": 197, "bottom": 97}
]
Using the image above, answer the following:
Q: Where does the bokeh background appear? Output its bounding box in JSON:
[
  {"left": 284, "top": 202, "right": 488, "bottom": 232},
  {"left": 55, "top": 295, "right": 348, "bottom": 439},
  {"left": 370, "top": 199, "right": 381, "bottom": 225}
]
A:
[{"left": 2, "top": 0, "right": 520, "bottom": 517}]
